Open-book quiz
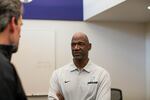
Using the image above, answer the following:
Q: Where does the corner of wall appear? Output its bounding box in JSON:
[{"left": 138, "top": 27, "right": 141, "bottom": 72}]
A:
[{"left": 146, "top": 23, "right": 150, "bottom": 100}]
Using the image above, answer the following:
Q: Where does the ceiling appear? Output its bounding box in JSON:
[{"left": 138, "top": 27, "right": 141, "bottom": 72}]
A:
[{"left": 86, "top": 0, "right": 150, "bottom": 23}]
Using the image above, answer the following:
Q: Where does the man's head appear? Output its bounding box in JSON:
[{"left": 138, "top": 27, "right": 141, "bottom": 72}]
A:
[
  {"left": 71, "top": 32, "right": 91, "bottom": 61},
  {"left": 0, "top": 0, "right": 23, "bottom": 53}
]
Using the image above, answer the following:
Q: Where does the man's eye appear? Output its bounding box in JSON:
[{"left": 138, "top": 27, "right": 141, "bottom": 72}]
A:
[
  {"left": 79, "top": 43, "right": 85, "bottom": 45},
  {"left": 71, "top": 43, "right": 75, "bottom": 46}
]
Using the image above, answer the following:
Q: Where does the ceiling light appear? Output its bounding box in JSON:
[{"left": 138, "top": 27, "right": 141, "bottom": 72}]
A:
[
  {"left": 148, "top": 6, "right": 150, "bottom": 10},
  {"left": 20, "top": 0, "right": 33, "bottom": 3}
]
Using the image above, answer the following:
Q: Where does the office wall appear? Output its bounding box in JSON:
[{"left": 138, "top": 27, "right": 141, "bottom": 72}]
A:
[
  {"left": 55, "top": 22, "right": 146, "bottom": 100},
  {"left": 146, "top": 23, "right": 150, "bottom": 100},
  {"left": 12, "top": 21, "right": 56, "bottom": 95},
  {"left": 17, "top": 20, "right": 146, "bottom": 100}
]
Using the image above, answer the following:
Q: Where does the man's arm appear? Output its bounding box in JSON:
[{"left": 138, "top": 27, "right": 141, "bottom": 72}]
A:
[
  {"left": 96, "top": 71, "right": 111, "bottom": 100},
  {"left": 56, "top": 92, "right": 64, "bottom": 100}
]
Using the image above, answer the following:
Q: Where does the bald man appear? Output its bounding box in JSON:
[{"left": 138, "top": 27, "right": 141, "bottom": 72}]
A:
[{"left": 48, "top": 32, "right": 111, "bottom": 100}]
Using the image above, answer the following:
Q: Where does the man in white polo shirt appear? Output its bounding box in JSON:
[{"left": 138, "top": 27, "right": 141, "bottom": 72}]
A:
[{"left": 48, "top": 32, "right": 111, "bottom": 100}]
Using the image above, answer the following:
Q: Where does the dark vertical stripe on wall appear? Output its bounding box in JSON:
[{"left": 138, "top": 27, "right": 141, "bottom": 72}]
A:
[{"left": 23, "top": 0, "right": 83, "bottom": 21}]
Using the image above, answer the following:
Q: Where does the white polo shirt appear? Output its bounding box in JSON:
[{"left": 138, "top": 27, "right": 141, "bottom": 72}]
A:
[{"left": 48, "top": 61, "right": 111, "bottom": 100}]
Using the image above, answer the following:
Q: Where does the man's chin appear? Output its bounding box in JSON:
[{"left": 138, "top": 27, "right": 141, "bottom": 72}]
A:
[{"left": 74, "top": 56, "right": 82, "bottom": 60}]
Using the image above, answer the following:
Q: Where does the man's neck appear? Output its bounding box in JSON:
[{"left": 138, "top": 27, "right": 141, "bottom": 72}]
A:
[
  {"left": 73, "top": 58, "right": 89, "bottom": 69},
  {"left": 0, "top": 32, "right": 10, "bottom": 45}
]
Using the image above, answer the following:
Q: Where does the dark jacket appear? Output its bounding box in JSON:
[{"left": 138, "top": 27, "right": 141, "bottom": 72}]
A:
[{"left": 0, "top": 45, "right": 27, "bottom": 100}]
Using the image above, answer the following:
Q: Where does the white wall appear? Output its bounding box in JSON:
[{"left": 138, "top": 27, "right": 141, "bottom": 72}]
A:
[
  {"left": 19, "top": 20, "right": 146, "bottom": 100},
  {"left": 56, "top": 21, "right": 146, "bottom": 100},
  {"left": 12, "top": 21, "right": 56, "bottom": 95},
  {"left": 83, "top": 0, "right": 126, "bottom": 20},
  {"left": 146, "top": 23, "right": 150, "bottom": 100}
]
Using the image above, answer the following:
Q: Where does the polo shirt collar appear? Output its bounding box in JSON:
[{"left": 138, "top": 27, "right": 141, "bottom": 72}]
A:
[
  {"left": 69, "top": 61, "right": 92, "bottom": 73},
  {"left": 69, "top": 63, "right": 77, "bottom": 72}
]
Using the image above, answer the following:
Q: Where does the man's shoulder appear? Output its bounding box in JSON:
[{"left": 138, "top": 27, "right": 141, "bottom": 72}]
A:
[
  {"left": 51, "top": 63, "right": 73, "bottom": 78},
  {"left": 54, "top": 63, "right": 73, "bottom": 73},
  {"left": 0, "top": 53, "right": 15, "bottom": 81},
  {"left": 91, "top": 63, "right": 109, "bottom": 75},
  {"left": 91, "top": 63, "right": 111, "bottom": 82}
]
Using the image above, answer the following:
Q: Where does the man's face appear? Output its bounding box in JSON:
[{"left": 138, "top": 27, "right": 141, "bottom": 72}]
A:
[
  {"left": 71, "top": 35, "right": 91, "bottom": 60},
  {"left": 11, "top": 15, "right": 23, "bottom": 53}
]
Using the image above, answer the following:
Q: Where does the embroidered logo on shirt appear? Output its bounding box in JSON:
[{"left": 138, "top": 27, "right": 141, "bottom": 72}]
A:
[
  {"left": 88, "top": 76, "right": 98, "bottom": 84},
  {"left": 64, "top": 80, "right": 70, "bottom": 83},
  {"left": 87, "top": 81, "right": 98, "bottom": 84}
]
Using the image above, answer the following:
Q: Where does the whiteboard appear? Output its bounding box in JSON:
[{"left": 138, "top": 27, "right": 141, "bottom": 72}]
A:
[{"left": 11, "top": 20, "right": 55, "bottom": 96}]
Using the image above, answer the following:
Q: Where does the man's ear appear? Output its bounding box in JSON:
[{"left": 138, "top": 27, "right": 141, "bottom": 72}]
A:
[
  {"left": 9, "top": 17, "right": 16, "bottom": 33},
  {"left": 88, "top": 43, "right": 92, "bottom": 50}
]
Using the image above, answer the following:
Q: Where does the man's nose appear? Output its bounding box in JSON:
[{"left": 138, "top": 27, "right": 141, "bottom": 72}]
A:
[{"left": 74, "top": 44, "right": 80, "bottom": 50}]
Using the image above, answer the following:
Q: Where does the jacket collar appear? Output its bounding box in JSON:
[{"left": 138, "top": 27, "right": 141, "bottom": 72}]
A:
[{"left": 0, "top": 45, "right": 14, "bottom": 61}]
